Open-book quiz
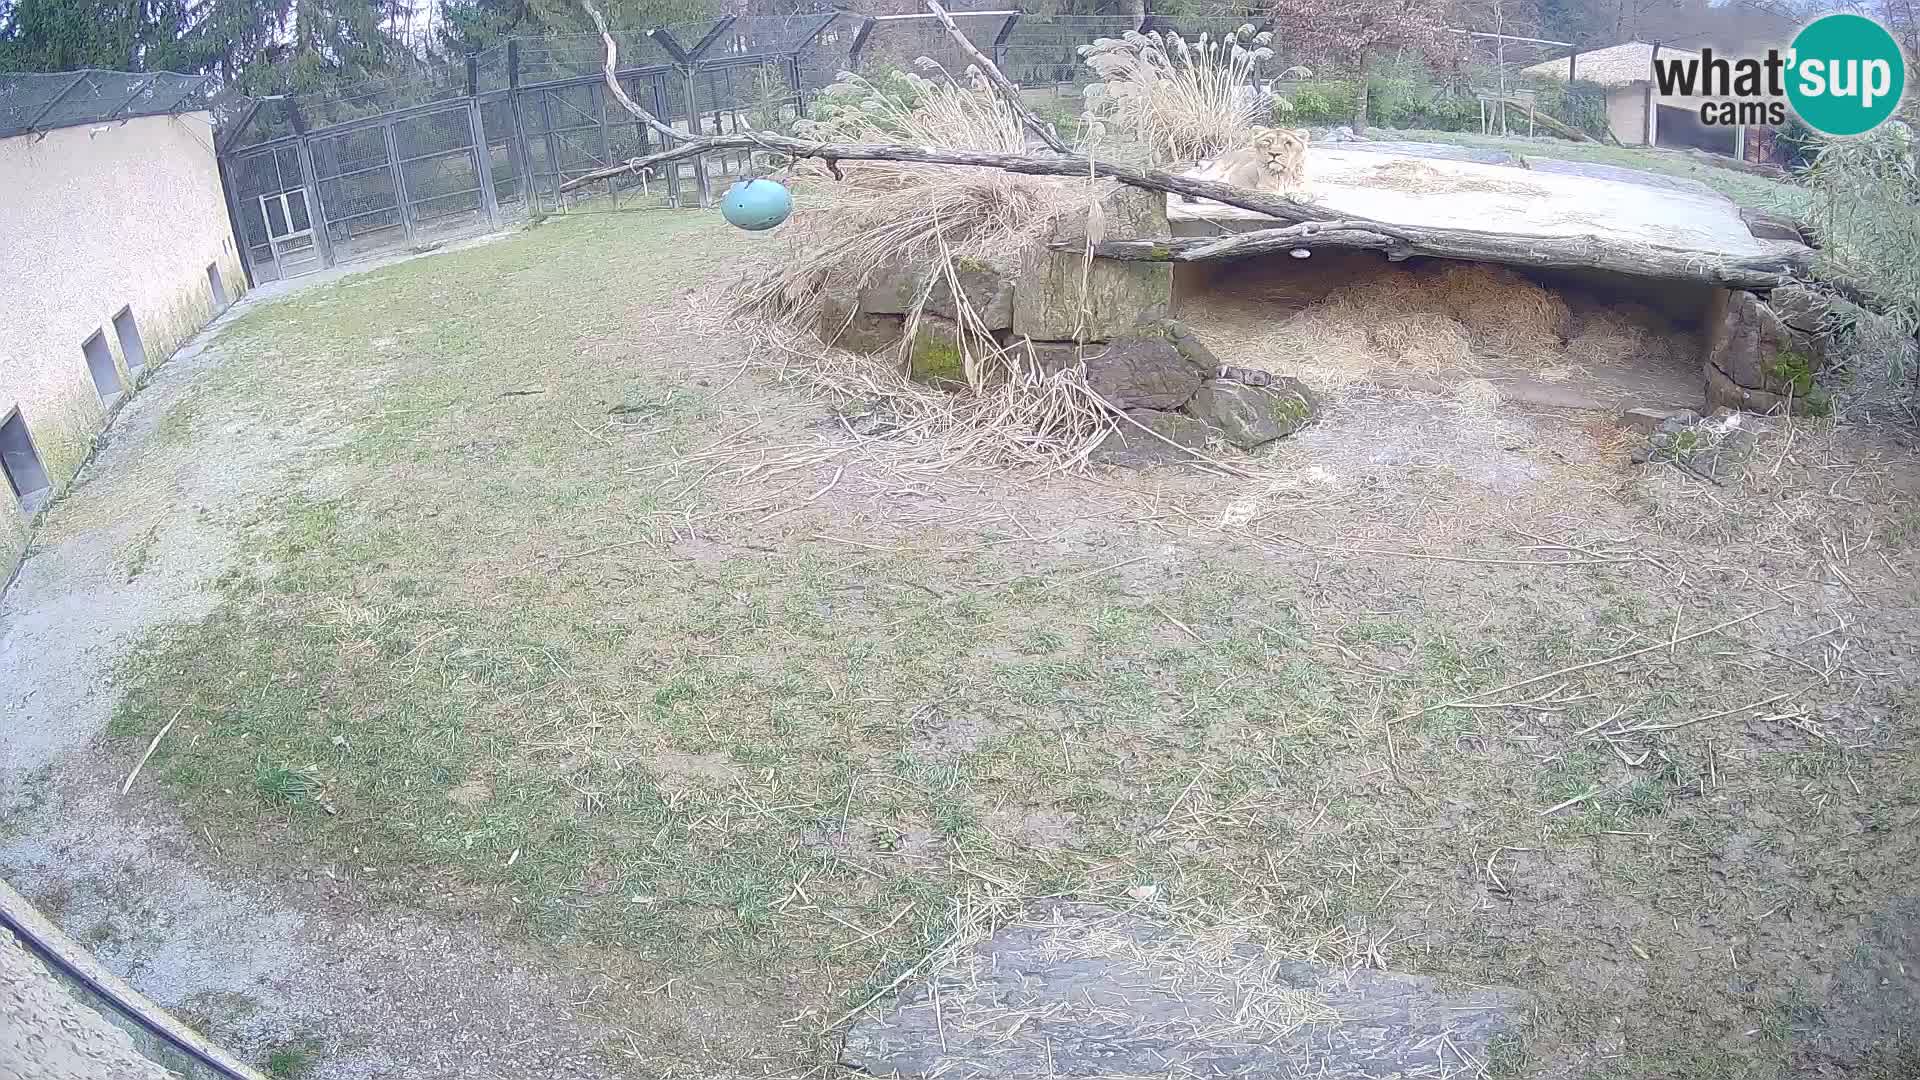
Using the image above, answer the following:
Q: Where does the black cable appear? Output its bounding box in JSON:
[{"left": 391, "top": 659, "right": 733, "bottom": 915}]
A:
[{"left": 0, "top": 903, "right": 257, "bottom": 1080}]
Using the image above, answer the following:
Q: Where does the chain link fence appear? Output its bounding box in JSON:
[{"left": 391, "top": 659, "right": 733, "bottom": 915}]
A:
[
  {"left": 207, "top": 10, "right": 1621, "bottom": 286},
  {"left": 0, "top": 70, "right": 217, "bottom": 139}
]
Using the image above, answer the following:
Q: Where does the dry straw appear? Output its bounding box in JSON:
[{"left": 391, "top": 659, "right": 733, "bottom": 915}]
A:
[{"left": 732, "top": 64, "right": 1122, "bottom": 474}]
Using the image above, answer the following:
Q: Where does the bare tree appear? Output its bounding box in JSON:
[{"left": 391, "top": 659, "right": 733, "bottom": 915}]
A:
[{"left": 1266, "top": 0, "right": 1450, "bottom": 133}]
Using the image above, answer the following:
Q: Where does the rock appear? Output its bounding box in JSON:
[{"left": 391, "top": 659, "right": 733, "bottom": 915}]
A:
[
  {"left": 1621, "top": 406, "right": 1698, "bottom": 434},
  {"left": 858, "top": 257, "right": 928, "bottom": 315},
  {"left": 1741, "top": 207, "right": 1807, "bottom": 244},
  {"left": 926, "top": 259, "right": 1015, "bottom": 331},
  {"left": 841, "top": 903, "right": 1527, "bottom": 1079},
  {"left": 1768, "top": 283, "right": 1835, "bottom": 337},
  {"left": 819, "top": 279, "right": 905, "bottom": 353},
  {"left": 1701, "top": 288, "right": 1831, "bottom": 417},
  {"left": 1158, "top": 320, "right": 1222, "bottom": 374},
  {"left": 1008, "top": 339, "right": 1083, "bottom": 377},
  {"left": 1013, "top": 185, "right": 1172, "bottom": 341},
  {"left": 1090, "top": 409, "right": 1213, "bottom": 467},
  {"left": 1083, "top": 337, "right": 1202, "bottom": 410},
  {"left": 1218, "top": 365, "right": 1273, "bottom": 387},
  {"left": 1183, "top": 378, "right": 1318, "bottom": 448},
  {"left": 908, "top": 315, "right": 968, "bottom": 387}
]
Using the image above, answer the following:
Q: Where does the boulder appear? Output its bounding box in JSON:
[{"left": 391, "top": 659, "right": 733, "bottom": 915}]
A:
[
  {"left": 1741, "top": 207, "right": 1808, "bottom": 244},
  {"left": 858, "top": 256, "right": 928, "bottom": 315},
  {"left": 1008, "top": 339, "right": 1083, "bottom": 377},
  {"left": 927, "top": 259, "right": 1015, "bottom": 331},
  {"left": 819, "top": 279, "right": 904, "bottom": 353},
  {"left": 1158, "top": 319, "right": 1223, "bottom": 374},
  {"left": 1702, "top": 288, "right": 1830, "bottom": 416},
  {"left": 1183, "top": 378, "right": 1318, "bottom": 448},
  {"left": 1621, "top": 406, "right": 1698, "bottom": 434},
  {"left": 842, "top": 903, "right": 1527, "bottom": 1079},
  {"left": 1014, "top": 185, "right": 1173, "bottom": 341},
  {"left": 1082, "top": 337, "right": 1203, "bottom": 411},
  {"left": 908, "top": 315, "right": 968, "bottom": 387},
  {"left": 1090, "top": 409, "right": 1212, "bottom": 468}
]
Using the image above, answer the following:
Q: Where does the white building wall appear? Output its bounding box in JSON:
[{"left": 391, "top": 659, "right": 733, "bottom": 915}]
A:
[
  {"left": 1606, "top": 84, "right": 1650, "bottom": 145},
  {"left": 0, "top": 110, "right": 245, "bottom": 580}
]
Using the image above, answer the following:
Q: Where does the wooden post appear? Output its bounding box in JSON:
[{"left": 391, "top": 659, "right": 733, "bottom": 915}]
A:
[{"left": 1645, "top": 42, "right": 1660, "bottom": 147}]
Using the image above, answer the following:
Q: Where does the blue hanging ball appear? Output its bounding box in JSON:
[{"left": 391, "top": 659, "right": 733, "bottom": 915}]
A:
[{"left": 721, "top": 178, "right": 792, "bottom": 232}]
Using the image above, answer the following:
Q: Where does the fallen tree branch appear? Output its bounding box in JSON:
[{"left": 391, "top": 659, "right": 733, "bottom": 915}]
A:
[
  {"left": 560, "top": 133, "right": 1341, "bottom": 221},
  {"left": 926, "top": 0, "right": 1069, "bottom": 153},
  {"left": 581, "top": 0, "right": 683, "bottom": 146},
  {"left": 560, "top": 134, "right": 1810, "bottom": 287},
  {"left": 1084, "top": 222, "right": 1813, "bottom": 288}
]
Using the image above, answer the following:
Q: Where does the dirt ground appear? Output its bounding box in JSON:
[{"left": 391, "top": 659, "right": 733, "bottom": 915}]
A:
[{"left": 3, "top": 207, "right": 1919, "bottom": 1079}]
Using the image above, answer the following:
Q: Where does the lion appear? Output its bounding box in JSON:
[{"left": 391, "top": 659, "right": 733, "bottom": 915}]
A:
[{"left": 1183, "top": 127, "right": 1309, "bottom": 200}]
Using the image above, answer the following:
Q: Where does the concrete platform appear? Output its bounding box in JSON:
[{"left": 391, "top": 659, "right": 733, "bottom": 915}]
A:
[{"left": 1168, "top": 146, "right": 1804, "bottom": 265}]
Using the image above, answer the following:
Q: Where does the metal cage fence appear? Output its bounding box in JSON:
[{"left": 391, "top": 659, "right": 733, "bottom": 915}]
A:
[{"left": 0, "top": 70, "right": 217, "bottom": 139}]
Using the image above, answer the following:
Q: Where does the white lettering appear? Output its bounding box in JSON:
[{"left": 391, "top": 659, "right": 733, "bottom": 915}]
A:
[
  {"left": 1829, "top": 58, "right": 1857, "bottom": 98},
  {"left": 1800, "top": 57, "right": 1827, "bottom": 96},
  {"left": 1863, "top": 58, "right": 1893, "bottom": 108}
]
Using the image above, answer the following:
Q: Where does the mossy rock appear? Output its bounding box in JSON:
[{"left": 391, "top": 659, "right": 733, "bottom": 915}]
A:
[{"left": 909, "top": 316, "right": 968, "bottom": 387}]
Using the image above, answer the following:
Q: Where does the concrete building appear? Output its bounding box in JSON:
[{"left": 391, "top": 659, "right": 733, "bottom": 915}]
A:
[
  {"left": 0, "top": 71, "right": 246, "bottom": 581},
  {"left": 1521, "top": 41, "right": 1768, "bottom": 159}
]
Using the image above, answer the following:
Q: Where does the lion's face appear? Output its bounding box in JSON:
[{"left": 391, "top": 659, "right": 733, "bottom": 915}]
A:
[{"left": 1252, "top": 127, "right": 1307, "bottom": 168}]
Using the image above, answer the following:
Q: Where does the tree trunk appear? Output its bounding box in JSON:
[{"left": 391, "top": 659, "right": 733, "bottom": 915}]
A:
[
  {"left": 1351, "top": 46, "right": 1372, "bottom": 134},
  {"left": 1082, "top": 223, "right": 1810, "bottom": 290}
]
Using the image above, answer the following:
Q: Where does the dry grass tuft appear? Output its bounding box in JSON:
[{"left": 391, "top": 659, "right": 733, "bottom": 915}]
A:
[
  {"left": 729, "top": 67, "right": 1118, "bottom": 473},
  {"left": 1078, "top": 26, "right": 1277, "bottom": 165}
]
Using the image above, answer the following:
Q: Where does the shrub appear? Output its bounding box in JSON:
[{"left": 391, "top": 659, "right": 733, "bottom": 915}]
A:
[
  {"left": 1801, "top": 125, "right": 1920, "bottom": 414},
  {"left": 1078, "top": 25, "right": 1276, "bottom": 163},
  {"left": 1281, "top": 79, "right": 1358, "bottom": 125}
]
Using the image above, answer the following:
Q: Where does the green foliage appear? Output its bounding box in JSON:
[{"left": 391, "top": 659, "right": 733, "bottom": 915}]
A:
[
  {"left": 1801, "top": 126, "right": 1920, "bottom": 403},
  {"left": 435, "top": 0, "right": 709, "bottom": 58},
  {"left": 744, "top": 61, "right": 793, "bottom": 134},
  {"left": 1279, "top": 79, "right": 1357, "bottom": 125},
  {"left": 1279, "top": 74, "right": 1481, "bottom": 133},
  {"left": 802, "top": 68, "right": 934, "bottom": 140},
  {"left": 1523, "top": 76, "right": 1611, "bottom": 139}
]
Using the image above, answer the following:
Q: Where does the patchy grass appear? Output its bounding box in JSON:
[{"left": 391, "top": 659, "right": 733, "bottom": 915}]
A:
[
  {"left": 262, "top": 1036, "right": 322, "bottom": 1079},
  {"left": 1388, "top": 127, "right": 1810, "bottom": 214},
  {"left": 100, "top": 207, "right": 1920, "bottom": 1077}
]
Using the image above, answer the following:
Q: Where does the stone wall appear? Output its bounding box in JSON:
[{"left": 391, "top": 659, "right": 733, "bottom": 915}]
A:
[
  {"left": 816, "top": 183, "right": 1318, "bottom": 466},
  {"left": 1702, "top": 285, "right": 1833, "bottom": 417}
]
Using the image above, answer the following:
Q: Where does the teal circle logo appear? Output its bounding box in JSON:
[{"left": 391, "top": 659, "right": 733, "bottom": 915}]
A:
[{"left": 1786, "top": 13, "right": 1906, "bottom": 136}]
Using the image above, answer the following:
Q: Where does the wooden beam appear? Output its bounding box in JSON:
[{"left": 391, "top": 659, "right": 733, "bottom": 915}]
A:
[{"left": 1083, "top": 223, "right": 1810, "bottom": 289}]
